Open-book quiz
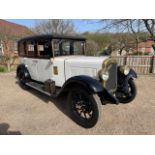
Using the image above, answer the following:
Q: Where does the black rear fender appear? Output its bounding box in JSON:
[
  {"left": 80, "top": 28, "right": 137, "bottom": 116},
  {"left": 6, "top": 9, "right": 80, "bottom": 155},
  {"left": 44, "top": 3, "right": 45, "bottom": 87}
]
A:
[{"left": 16, "top": 64, "right": 31, "bottom": 79}]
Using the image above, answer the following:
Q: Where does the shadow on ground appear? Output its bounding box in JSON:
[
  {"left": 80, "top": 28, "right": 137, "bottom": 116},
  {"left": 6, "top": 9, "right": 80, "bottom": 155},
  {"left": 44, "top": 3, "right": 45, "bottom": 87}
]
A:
[
  {"left": 16, "top": 80, "right": 71, "bottom": 122},
  {"left": 29, "top": 88, "right": 70, "bottom": 118},
  {"left": 0, "top": 123, "right": 22, "bottom": 135}
]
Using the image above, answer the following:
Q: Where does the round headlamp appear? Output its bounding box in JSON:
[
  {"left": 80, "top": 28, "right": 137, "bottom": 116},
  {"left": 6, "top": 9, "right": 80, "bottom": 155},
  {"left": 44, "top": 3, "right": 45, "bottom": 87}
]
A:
[
  {"left": 101, "top": 72, "right": 109, "bottom": 81},
  {"left": 124, "top": 67, "right": 130, "bottom": 75},
  {"left": 120, "top": 66, "right": 130, "bottom": 75}
]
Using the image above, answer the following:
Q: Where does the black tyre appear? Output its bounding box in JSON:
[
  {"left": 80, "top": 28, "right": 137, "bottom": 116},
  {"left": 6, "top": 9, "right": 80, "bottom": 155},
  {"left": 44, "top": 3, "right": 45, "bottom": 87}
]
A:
[
  {"left": 17, "top": 69, "right": 30, "bottom": 89},
  {"left": 116, "top": 79, "right": 137, "bottom": 103},
  {"left": 67, "top": 87, "right": 101, "bottom": 128}
]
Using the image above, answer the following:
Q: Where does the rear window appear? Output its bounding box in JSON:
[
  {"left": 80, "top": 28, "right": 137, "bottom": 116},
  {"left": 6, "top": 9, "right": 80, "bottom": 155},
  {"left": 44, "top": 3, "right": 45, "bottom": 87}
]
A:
[
  {"left": 18, "top": 39, "right": 52, "bottom": 58},
  {"left": 27, "top": 41, "right": 35, "bottom": 57}
]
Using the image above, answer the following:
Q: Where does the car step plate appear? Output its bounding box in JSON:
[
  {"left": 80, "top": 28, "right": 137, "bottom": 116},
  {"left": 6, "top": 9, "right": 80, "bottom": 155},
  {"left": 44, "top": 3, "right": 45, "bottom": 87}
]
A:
[{"left": 26, "top": 81, "right": 51, "bottom": 96}]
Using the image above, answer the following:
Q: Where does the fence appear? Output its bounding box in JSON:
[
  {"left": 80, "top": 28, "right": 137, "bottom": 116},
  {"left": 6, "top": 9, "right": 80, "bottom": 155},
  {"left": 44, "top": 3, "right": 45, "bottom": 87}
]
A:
[
  {"left": 0, "top": 55, "right": 155, "bottom": 74},
  {"left": 113, "top": 55, "right": 155, "bottom": 74}
]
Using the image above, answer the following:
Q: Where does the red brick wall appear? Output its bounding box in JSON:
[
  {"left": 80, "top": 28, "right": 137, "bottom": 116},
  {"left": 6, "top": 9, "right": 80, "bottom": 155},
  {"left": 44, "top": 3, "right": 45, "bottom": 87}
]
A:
[{"left": 138, "top": 40, "right": 154, "bottom": 53}]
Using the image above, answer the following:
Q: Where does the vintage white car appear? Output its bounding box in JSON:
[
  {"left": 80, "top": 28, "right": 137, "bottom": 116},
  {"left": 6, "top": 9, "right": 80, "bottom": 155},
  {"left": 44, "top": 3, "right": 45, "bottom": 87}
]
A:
[{"left": 16, "top": 35, "right": 137, "bottom": 128}]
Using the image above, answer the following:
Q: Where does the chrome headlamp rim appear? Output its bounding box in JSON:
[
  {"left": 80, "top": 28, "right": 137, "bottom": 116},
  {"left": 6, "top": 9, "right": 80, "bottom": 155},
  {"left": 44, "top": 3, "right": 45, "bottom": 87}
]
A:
[
  {"left": 99, "top": 70, "right": 109, "bottom": 81},
  {"left": 120, "top": 65, "right": 130, "bottom": 75},
  {"left": 99, "top": 58, "right": 117, "bottom": 81},
  {"left": 101, "top": 72, "right": 109, "bottom": 81}
]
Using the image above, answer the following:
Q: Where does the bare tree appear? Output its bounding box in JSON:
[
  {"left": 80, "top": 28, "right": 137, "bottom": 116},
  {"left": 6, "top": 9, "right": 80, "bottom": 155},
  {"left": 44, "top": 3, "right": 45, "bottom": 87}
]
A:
[
  {"left": 143, "top": 19, "right": 155, "bottom": 51},
  {"left": 0, "top": 27, "right": 17, "bottom": 71},
  {"left": 97, "top": 19, "right": 155, "bottom": 53},
  {"left": 32, "top": 19, "right": 75, "bottom": 35},
  {"left": 143, "top": 19, "right": 155, "bottom": 39},
  {"left": 85, "top": 40, "right": 99, "bottom": 56}
]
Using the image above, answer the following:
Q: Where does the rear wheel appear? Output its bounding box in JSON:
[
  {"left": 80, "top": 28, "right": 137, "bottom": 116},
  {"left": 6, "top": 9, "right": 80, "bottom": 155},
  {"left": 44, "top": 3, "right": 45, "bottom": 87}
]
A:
[
  {"left": 67, "top": 87, "right": 101, "bottom": 128},
  {"left": 17, "top": 69, "right": 30, "bottom": 89}
]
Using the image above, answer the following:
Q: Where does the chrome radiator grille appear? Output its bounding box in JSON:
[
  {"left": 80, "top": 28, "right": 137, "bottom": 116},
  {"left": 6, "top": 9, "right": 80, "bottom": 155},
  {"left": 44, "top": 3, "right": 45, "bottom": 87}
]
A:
[{"left": 105, "top": 63, "right": 117, "bottom": 93}]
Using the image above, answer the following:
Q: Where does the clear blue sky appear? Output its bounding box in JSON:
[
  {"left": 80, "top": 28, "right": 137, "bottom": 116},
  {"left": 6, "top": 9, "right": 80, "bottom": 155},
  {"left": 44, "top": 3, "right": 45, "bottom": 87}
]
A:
[{"left": 5, "top": 19, "right": 102, "bottom": 33}]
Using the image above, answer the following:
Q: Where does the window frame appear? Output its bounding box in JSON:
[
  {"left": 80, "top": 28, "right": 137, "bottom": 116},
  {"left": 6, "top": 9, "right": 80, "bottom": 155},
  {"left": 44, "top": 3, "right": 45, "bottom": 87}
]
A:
[
  {"left": 18, "top": 41, "right": 27, "bottom": 57},
  {"left": 52, "top": 39, "right": 86, "bottom": 57},
  {"left": 18, "top": 37, "right": 86, "bottom": 58},
  {"left": 72, "top": 41, "right": 85, "bottom": 55},
  {"left": 36, "top": 39, "right": 52, "bottom": 59},
  {"left": 26, "top": 40, "right": 36, "bottom": 57},
  {"left": 18, "top": 39, "right": 53, "bottom": 59}
]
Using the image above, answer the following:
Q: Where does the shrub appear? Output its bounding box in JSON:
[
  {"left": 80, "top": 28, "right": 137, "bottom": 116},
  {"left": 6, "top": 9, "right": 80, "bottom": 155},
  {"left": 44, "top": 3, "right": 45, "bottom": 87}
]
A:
[{"left": 0, "top": 66, "right": 6, "bottom": 72}]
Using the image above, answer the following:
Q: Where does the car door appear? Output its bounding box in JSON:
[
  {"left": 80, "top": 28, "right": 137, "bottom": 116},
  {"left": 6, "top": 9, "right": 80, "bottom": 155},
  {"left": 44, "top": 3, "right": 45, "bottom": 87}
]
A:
[
  {"left": 27, "top": 58, "right": 38, "bottom": 81},
  {"left": 26, "top": 41, "right": 39, "bottom": 81},
  {"left": 36, "top": 40, "right": 53, "bottom": 82}
]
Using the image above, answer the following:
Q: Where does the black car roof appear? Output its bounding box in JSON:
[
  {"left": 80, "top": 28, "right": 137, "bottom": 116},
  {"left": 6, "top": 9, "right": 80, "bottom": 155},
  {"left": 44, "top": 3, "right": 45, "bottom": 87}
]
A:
[{"left": 19, "top": 34, "right": 86, "bottom": 42}]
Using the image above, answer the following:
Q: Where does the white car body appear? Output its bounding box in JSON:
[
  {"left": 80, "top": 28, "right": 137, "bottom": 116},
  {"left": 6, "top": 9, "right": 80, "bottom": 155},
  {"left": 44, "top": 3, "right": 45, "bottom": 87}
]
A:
[
  {"left": 20, "top": 55, "right": 109, "bottom": 87},
  {"left": 17, "top": 35, "right": 137, "bottom": 128}
]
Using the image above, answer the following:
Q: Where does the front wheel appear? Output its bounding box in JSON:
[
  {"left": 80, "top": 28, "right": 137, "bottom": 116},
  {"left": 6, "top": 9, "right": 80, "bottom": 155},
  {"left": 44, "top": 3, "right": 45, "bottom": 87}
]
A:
[
  {"left": 67, "top": 87, "right": 101, "bottom": 128},
  {"left": 116, "top": 79, "right": 137, "bottom": 103}
]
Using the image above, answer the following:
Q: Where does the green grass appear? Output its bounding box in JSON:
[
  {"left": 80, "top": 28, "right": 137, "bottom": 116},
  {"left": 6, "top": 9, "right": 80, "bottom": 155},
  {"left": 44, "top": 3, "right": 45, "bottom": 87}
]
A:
[
  {"left": 0, "top": 65, "right": 17, "bottom": 73},
  {"left": 0, "top": 66, "right": 6, "bottom": 72}
]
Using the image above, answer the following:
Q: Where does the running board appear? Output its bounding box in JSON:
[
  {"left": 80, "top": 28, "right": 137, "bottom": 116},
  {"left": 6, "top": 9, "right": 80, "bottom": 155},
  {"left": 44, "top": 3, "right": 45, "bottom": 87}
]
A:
[{"left": 26, "top": 81, "right": 51, "bottom": 96}]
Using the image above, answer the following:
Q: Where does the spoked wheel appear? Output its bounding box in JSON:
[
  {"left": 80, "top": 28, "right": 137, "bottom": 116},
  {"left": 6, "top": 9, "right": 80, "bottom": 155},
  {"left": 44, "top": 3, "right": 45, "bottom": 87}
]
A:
[
  {"left": 116, "top": 79, "right": 137, "bottom": 103},
  {"left": 17, "top": 69, "right": 29, "bottom": 89},
  {"left": 67, "top": 87, "right": 101, "bottom": 128}
]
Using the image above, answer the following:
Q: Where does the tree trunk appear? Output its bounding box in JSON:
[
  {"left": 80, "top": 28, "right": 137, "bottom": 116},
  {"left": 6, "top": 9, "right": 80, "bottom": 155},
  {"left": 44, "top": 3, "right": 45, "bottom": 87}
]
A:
[
  {"left": 7, "top": 58, "right": 11, "bottom": 72},
  {"left": 143, "top": 19, "right": 155, "bottom": 40},
  {"left": 119, "top": 47, "right": 125, "bottom": 55}
]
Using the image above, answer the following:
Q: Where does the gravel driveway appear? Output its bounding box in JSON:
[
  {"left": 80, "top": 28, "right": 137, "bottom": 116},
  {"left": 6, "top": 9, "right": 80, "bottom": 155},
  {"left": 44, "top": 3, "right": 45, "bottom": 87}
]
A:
[{"left": 0, "top": 72, "right": 155, "bottom": 135}]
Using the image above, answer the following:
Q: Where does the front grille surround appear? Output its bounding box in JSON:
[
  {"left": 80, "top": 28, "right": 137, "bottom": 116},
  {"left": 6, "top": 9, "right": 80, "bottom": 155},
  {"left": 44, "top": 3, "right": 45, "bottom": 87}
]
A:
[
  {"left": 105, "top": 63, "right": 117, "bottom": 93},
  {"left": 100, "top": 58, "right": 118, "bottom": 93}
]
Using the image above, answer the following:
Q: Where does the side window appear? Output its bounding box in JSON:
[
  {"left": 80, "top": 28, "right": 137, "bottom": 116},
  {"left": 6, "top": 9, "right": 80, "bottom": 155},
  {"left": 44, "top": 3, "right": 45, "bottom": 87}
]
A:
[
  {"left": 53, "top": 39, "right": 61, "bottom": 56},
  {"left": 62, "top": 41, "right": 71, "bottom": 55},
  {"left": 52, "top": 39, "right": 71, "bottom": 56},
  {"left": 27, "top": 41, "right": 35, "bottom": 57},
  {"left": 73, "top": 41, "right": 84, "bottom": 55},
  {"left": 37, "top": 40, "right": 52, "bottom": 58}
]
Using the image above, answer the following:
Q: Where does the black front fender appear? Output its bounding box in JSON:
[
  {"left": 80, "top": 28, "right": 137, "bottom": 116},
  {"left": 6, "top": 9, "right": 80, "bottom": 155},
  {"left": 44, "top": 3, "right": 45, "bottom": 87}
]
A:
[
  {"left": 126, "top": 69, "right": 137, "bottom": 80},
  {"left": 117, "top": 68, "right": 137, "bottom": 94},
  {"left": 118, "top": 68, "right": 137, "bottom": 82},
  {"left": 63, "top": 75, "right": 103, "bottom": 93},
  {"left": 61, "top": 75, "right": 119, "bottom": 104}
]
